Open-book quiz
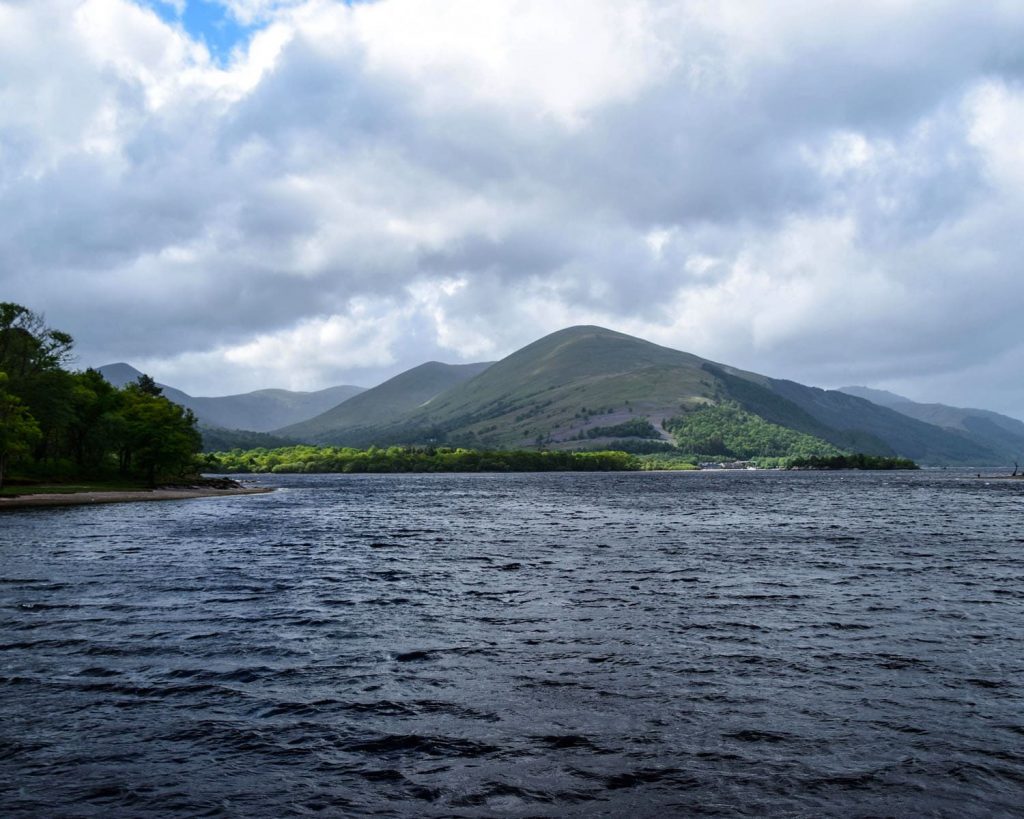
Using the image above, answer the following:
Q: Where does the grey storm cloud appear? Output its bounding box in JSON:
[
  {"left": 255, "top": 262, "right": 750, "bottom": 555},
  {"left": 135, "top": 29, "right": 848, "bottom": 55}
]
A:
[{"left": 2, "top": 0, "right": 1024, "bottom": 415}]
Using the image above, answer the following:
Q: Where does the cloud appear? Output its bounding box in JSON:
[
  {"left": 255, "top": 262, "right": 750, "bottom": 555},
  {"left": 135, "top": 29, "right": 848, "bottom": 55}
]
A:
[
  {"left": 351, "top": 0, "right": 671, "bottom": 125},
  {"left": 2, "top": 0, "right": 1024, "bottom": 415}
]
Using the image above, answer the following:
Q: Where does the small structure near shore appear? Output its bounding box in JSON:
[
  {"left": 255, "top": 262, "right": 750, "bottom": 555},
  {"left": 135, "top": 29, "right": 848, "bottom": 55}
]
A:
[{"left": 699, "top": 460, "right": 756, "bottom": 470}]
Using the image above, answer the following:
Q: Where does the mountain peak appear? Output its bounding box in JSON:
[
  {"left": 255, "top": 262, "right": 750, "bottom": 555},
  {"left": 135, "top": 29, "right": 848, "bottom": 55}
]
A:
[
  {"left": 539, "top": 324, "right": 633, "bottom": 342},
  {"left": 96, "top": 362, "right": 146, "bottom": 388}
]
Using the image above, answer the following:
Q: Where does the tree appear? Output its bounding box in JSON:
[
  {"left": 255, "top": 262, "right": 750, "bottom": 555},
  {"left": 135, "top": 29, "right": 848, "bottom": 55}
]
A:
[
  {"left": 0, "top": 373, "right": 41, "bottom": 490},
  {"left": 0, "top": 303, "right": 76, "bottom": 463},
  {"left": 133, "top": 373, "right": 163, "bottom": 397},
  {"left": 120, "top": 382, "right": 201, "bottom": 485},
  {"left": 0, "top": 302, "right": 74, "bottom": 383},
  {"left": 65, "top": 369, "right": 124, "bottom": 474}
]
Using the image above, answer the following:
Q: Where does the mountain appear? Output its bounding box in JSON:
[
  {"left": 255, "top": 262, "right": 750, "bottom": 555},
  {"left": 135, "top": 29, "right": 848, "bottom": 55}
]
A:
[
  {"left": 363, "top": 326, "right": 714, "bottom": 448},
  {"left": 97, "top": 362, "right": 194, "bottom": 407},
  {"left": 282, "top": 325, "right": 1001, "bottom": 464},
  {"left": 839, "top": 386, "right": 1024, "bottom": 462},
  {"left": 184, "top": 386, "right": 366, "bottom": 433},
  {"left": 97, "top": 329, "right": 1018, "bottom": 465},
  {"left": 723, "top": 371, "right": 995, "bottom": 464},
  {"left": 838, "top": 385, "right": 914, "bottom": 406},
  {"left": 194, "top": 427, "right": 296, "bottom": 453},
  {"left": 96, "top": 363, "right": 365, "bottom": 433},
  {"left": 277, "top": 361, "right": 494, "bottom": 444}
]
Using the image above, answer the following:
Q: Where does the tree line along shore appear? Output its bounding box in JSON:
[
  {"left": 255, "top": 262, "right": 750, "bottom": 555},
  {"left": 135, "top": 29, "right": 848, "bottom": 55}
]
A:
[{"left": 205, "top": 446, "right": 918, "bottom": 474}]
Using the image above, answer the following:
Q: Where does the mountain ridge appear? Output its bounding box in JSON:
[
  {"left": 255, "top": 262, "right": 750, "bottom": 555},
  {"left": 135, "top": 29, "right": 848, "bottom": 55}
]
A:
[
  {"left": 274, "top": 325, "right": 1009, "bottom": 465},
  {"left": 839, "top": 385, "right": 1024, "bottom": 461},
  {"left": 95, "top": 328, "right": 1022, "bottom": 466},
  {"left": 97, "top": 362, "right": 365, "bottom": 433}
]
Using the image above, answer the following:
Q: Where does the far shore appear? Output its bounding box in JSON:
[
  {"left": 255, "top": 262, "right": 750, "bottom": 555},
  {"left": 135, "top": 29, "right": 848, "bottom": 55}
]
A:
[{"left": 0, "top": 485, "right": 273, "bottom": 511}]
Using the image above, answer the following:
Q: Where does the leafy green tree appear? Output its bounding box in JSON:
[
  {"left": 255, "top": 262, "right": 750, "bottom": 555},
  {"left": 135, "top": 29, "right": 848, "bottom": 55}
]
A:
[
  {"left": 133, "top": 373, "right": 163, "bottom": 397},
  {"left": 0, "top": 304, "right": 76, "bottom": 464},
  {"left": 0, "top": 373, "right": 41, "bottom": 490},
  {"left": 787, "top": 454, "right": 918, "bottom": 470},
  {"left": 120, "top": 381, "right": 202, "bottom": 485},
  {"left": 0, "top": 303, "right": 74, "bottom": 384},
  {"left": 65, "top": 369, "right": 125, "bottom": 474},
  {"left": 665, "top": 401, "right": 841, "bottom": 459}
]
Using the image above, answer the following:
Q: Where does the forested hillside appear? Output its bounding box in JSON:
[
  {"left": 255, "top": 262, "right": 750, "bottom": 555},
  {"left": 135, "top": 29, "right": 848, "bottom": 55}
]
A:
[{"left": 664, "top": 402, "right": 842, "bottom": 460}]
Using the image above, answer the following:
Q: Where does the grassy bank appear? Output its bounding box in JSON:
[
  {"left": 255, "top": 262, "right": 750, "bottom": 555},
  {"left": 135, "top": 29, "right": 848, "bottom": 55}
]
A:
[
  {"left": 1, "top": 475, "right": 245, "bottom": 498},
  {"left": 1, "top": 479, "right": 150, "bottom": 497}
]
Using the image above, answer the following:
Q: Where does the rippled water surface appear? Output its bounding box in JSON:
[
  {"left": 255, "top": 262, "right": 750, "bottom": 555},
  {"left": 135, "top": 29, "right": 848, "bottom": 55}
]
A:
[{"left": 2, "top": 471, "right": 1023, "bottom": 816}]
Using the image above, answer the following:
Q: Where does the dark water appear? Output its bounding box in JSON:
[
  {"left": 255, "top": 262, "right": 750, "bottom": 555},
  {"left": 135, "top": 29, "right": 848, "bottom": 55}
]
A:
[{"left": 2, "top": 471, "right": 1023, "bottom": 817}]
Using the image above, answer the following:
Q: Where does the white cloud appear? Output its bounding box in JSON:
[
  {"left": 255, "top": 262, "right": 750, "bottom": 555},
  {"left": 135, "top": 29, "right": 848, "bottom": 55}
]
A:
[
  {"left": 4, "top": 0, "right": 1024, "bottom": 416},
  {"left": 351, "top": 0, "right": 671, "bottom": 125},
  {"left": 965, "top": 81, "right": 1024, "bottom": 195},
  {"left": 139, "top": 298, "right": 403, "bottom": 392}
]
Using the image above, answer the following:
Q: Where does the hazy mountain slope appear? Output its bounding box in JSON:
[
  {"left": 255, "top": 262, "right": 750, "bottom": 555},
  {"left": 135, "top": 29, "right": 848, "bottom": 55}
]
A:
[
  {"left": 97, "top": 362, "right": 194, "bottom": 406},
  {"left": 183, "top": 385, "right": 365, "bottom": 432},
  {"left": 838, "top": 385, "right": 914, "bottom": 406},
  {"left": 277, "top": 361, "right": 494, "bottom": 444},
  {"left": 97, "top": 362, "right": 365, "bottom": 432},
  {"left": 757, "top": 378, "right": 997, "bottom": 464},
  {"left": 840, "top": 386, "right": 1024, "bottom": 461}
]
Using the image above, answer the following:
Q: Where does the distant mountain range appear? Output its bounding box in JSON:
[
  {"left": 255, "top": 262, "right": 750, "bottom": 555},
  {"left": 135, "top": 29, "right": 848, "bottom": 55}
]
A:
[
  {"left": 97, "top": 363, "right": 364, "bottom": 433},
  {"left": 99, "top": 327, "right": 1024, "bottom": 465},
  {"left": 839, "top": 385, "right": 1024, "bottom": 463}
]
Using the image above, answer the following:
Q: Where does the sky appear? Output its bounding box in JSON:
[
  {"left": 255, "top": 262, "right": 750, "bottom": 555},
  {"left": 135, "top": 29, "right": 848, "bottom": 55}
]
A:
[{"left": 3, "top": 1, "right": 1024, "bottom": 416}]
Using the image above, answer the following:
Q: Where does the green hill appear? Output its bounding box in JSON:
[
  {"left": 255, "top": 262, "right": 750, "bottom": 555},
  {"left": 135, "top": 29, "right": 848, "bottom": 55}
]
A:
[
  {"left": 664, "top": 401, "right": 842, "bottom": 460},
  {"left": 281, "top": 325, "right": 1005, "bottom": 465},
  {"left": 363, "top": 326, "right": 720, "bottom": 448},
  {"left": 276, "top": 360, "right": 494, "bottom": 444}
]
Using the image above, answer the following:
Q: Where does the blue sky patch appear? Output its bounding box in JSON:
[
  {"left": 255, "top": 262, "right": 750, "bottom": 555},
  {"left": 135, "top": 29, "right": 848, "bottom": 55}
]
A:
[{"left": 141, "top": 1, "right": 255, "bottom": 64}]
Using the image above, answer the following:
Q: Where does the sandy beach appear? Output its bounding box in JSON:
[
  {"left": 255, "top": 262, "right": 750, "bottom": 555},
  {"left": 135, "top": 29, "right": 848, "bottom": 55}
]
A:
[{"left": 0, "top": 486, "right": 273, "bottom": 510}]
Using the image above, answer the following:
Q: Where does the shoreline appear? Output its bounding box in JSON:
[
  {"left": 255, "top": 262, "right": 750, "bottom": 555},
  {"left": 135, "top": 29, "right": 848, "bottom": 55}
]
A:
[{"left": 0, "top": 486, "right": 273, "bottom": 510}]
